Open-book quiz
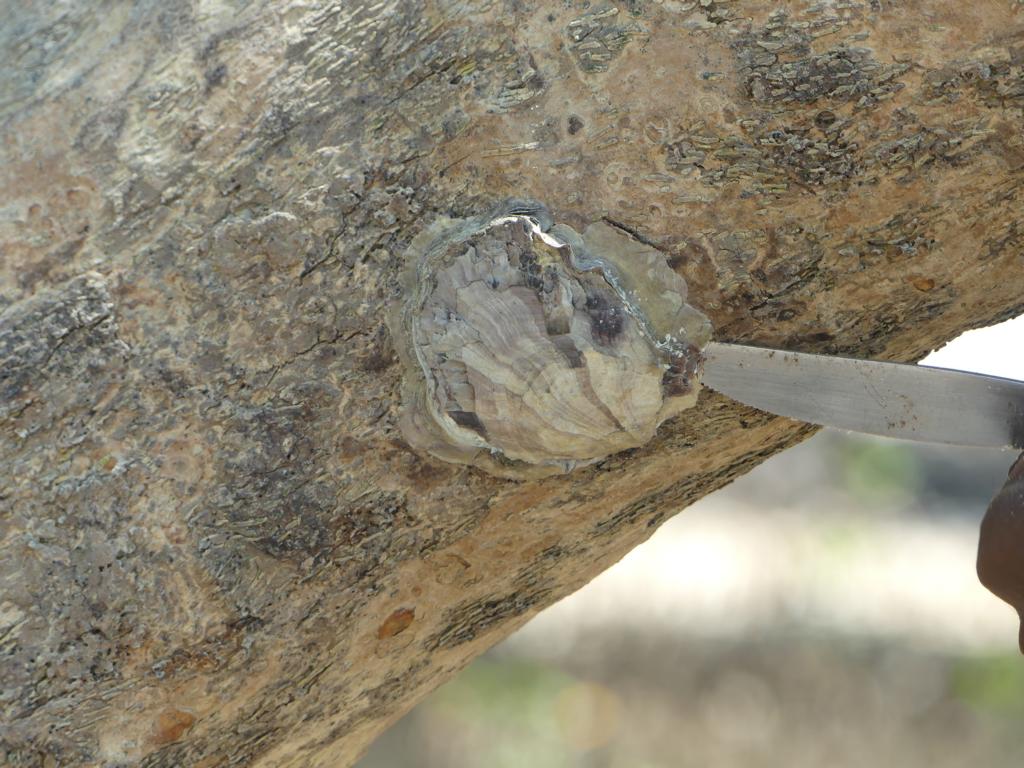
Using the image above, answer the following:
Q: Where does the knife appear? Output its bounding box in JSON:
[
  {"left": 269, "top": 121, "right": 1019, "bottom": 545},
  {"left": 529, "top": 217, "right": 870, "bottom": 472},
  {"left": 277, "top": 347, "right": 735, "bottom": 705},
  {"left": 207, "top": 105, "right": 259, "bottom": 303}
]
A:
[{"left": 701, "top": 342, "right": 1024, "bottom": 449}]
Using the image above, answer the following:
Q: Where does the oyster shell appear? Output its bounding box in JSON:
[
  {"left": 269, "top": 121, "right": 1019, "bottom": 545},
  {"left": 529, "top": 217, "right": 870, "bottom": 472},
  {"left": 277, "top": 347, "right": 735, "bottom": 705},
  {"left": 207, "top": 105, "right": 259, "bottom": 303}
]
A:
[{"left": 391, "top": 201, "right": 711, "bottom": 478}]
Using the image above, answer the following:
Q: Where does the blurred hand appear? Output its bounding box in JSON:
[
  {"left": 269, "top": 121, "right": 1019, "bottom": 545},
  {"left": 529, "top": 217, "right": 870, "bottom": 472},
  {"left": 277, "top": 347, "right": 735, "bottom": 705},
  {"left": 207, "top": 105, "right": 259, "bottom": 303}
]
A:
[{"left": 978, "top": 453, "right": 1024, "bottom": 654}]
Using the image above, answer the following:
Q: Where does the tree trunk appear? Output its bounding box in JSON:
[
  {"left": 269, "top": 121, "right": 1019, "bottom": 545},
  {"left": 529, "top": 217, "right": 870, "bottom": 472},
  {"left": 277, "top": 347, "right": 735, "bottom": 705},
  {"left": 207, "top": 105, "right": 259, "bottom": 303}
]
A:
[{"left": 3, "top": 1, "right": 1023, "bottom": 765}]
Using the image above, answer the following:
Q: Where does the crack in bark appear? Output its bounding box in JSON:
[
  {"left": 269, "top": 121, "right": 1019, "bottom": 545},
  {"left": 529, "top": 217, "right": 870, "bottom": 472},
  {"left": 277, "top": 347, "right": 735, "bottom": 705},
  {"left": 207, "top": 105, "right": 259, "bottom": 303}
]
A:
[
  {"left": 600, "top": 216, "right": 668, "bottom": 253},
  {"left": 38, "top": 313, "right": 111, "bottom": 370}
]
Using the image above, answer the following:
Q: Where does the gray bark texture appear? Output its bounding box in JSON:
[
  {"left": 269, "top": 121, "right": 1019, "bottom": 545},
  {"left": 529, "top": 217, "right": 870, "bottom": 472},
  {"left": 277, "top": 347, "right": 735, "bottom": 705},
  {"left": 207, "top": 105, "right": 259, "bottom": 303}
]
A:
[{"left": 3, "top": 1, "right": 1024, "bottom": 765}]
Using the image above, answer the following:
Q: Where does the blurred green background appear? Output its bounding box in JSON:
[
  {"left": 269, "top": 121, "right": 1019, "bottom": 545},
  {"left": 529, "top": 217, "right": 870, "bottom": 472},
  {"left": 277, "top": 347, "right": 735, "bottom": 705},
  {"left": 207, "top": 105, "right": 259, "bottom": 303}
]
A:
[{"left": 359, "top": 428, "right": 1024, "bottom": 768}]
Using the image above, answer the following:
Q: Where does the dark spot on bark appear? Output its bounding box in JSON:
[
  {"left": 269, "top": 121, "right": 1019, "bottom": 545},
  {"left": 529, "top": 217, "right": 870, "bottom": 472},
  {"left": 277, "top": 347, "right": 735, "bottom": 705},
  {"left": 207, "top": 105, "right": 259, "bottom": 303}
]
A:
[
  {"left": 361, "top": 349, "right": 394, "bottom": 372},
  {"left": 815, "top": 109, "right": 837, "bottom": 129},
  {"left": 567, "top": 114, "right": 585, "bottom": 135},
  {"left": 205, "top": 63, "right": 228, "bottom": 89},
  {"left": 361, "top": 325, "right": 395, "bottom": 372}
]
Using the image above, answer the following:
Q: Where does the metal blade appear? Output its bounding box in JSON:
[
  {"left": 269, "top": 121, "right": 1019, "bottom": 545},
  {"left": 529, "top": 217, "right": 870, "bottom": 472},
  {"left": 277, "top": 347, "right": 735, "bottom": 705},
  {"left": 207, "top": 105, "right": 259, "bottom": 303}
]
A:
[{"left": 702, "top": 342, "right": 1024, "bottom": 449}]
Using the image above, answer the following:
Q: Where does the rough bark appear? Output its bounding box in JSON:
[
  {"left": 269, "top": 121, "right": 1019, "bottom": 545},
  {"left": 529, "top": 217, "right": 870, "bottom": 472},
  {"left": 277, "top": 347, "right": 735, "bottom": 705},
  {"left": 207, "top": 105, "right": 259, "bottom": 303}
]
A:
[{"left": 3, "top": 1, "right": 1024, "bottom": 765}]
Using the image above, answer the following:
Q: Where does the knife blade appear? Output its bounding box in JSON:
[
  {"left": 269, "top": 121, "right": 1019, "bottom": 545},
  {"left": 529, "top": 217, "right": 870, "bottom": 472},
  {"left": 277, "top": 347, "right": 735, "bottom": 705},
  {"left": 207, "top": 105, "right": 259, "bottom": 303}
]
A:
[{"left": 701, "top": 342, "right": 1024, "bottom": 449}]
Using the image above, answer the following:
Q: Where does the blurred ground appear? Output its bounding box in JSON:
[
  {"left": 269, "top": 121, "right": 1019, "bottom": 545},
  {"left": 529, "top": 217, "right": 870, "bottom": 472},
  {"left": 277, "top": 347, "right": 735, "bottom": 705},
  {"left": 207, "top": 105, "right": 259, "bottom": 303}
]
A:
[{"left": 359, "top": 320, "right": 1024, "bottom": 768}]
